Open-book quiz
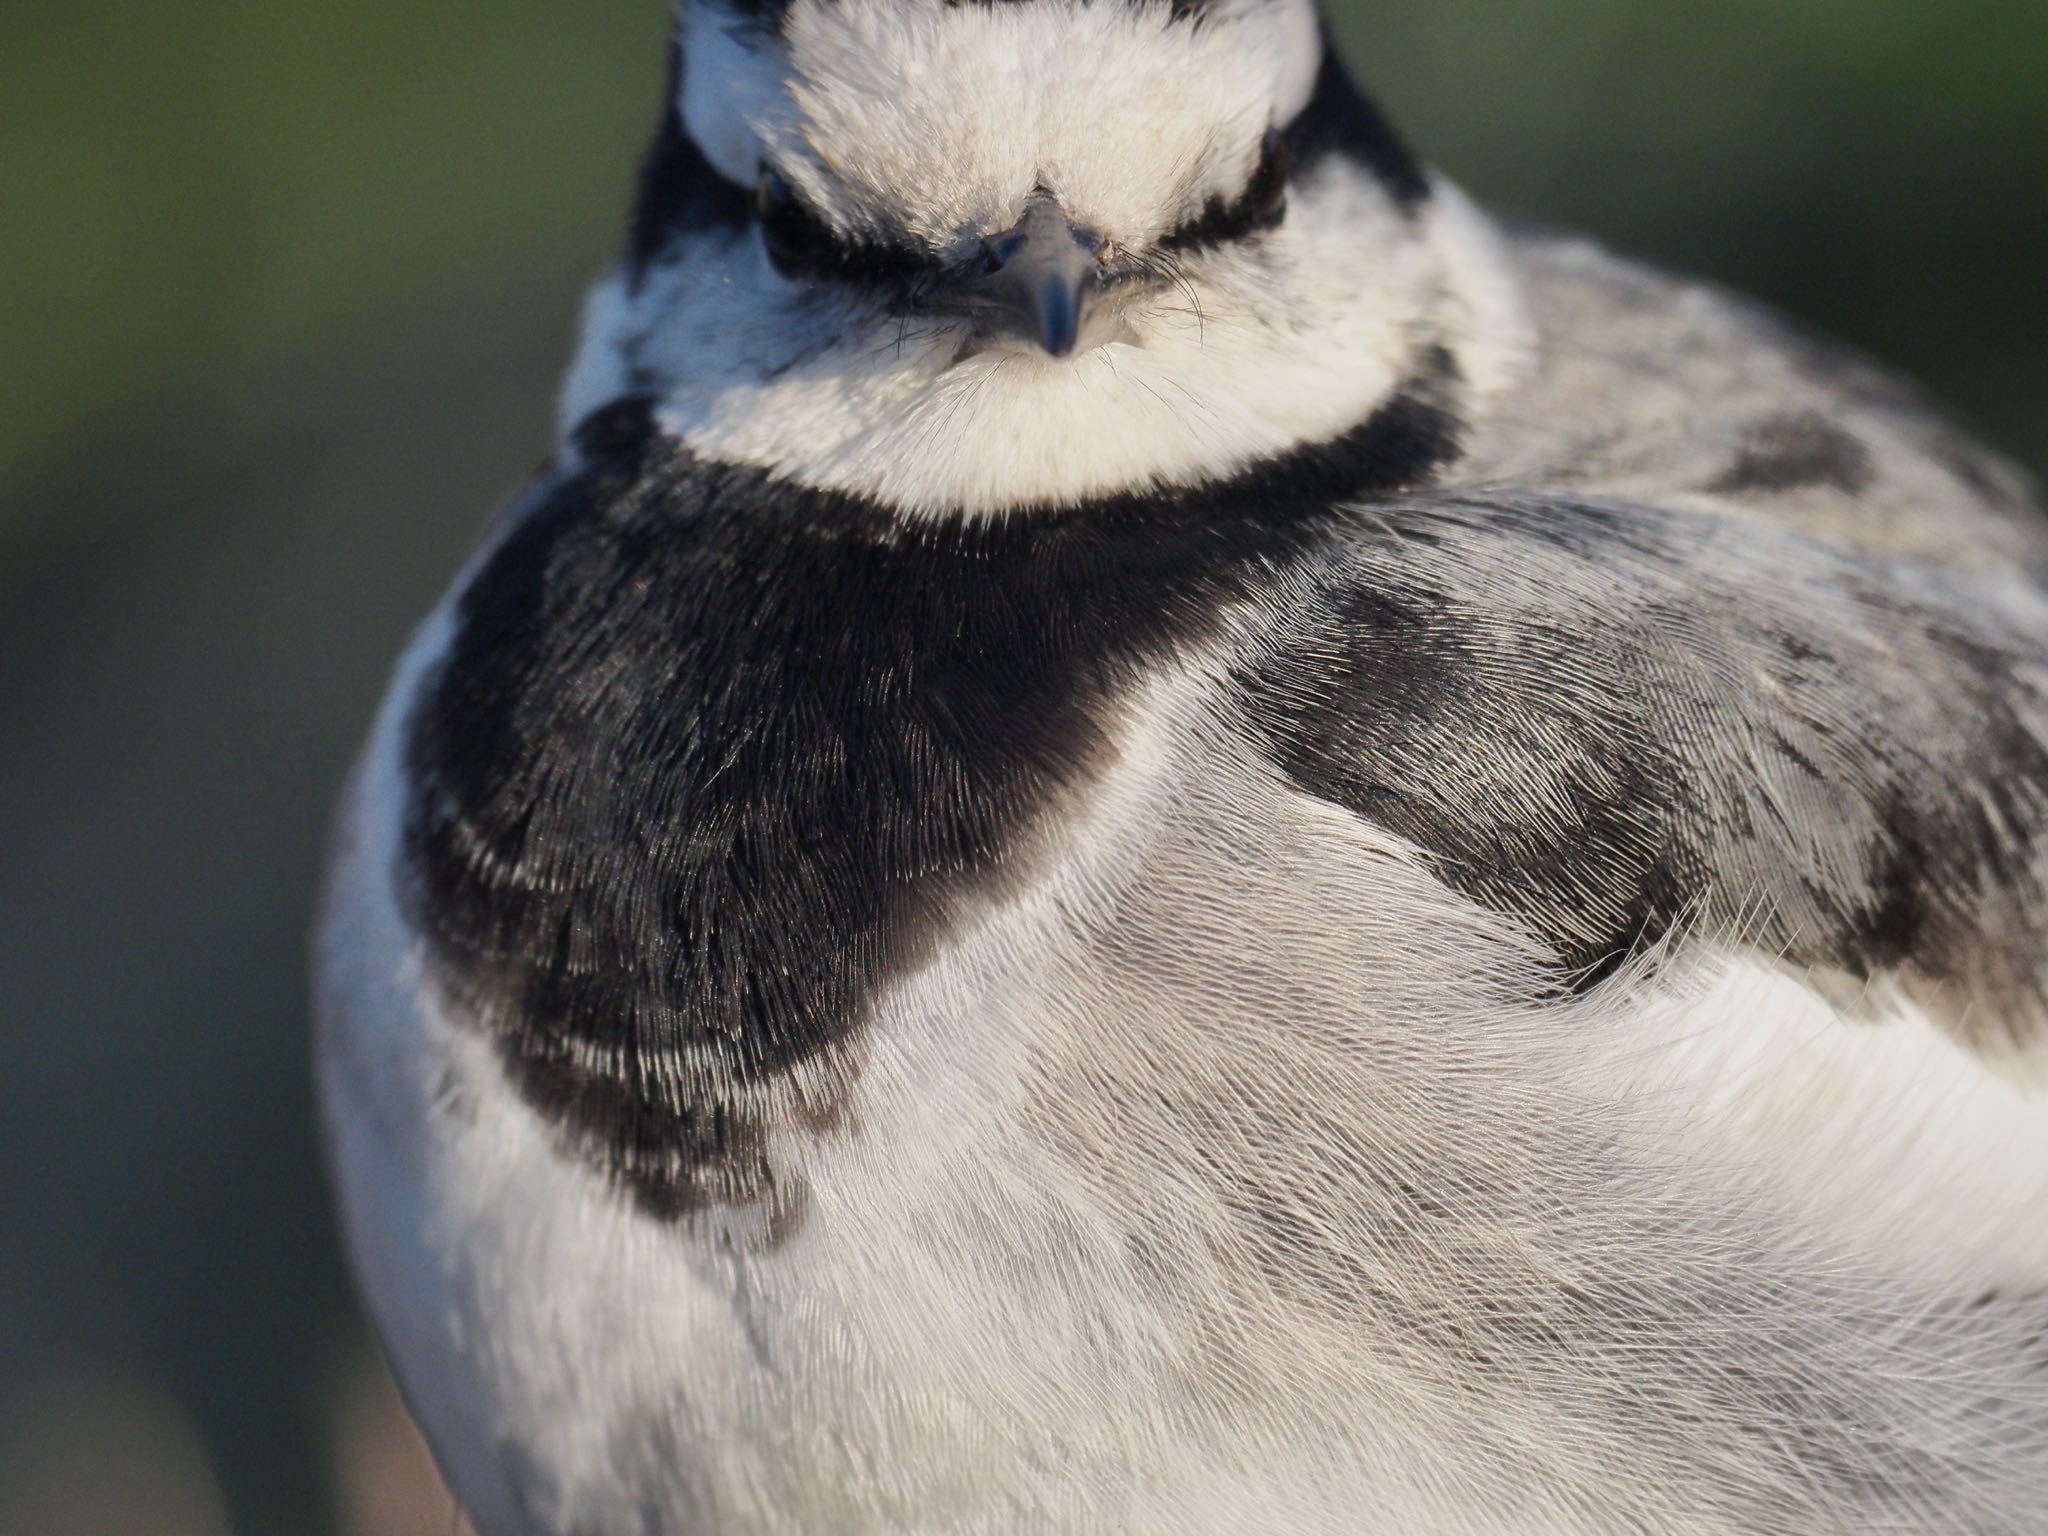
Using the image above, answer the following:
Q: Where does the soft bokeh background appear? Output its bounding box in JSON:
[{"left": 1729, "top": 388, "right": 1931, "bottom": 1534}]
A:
[{"left": 2, "top": 3, "right": 2044, "bottom": 1531}]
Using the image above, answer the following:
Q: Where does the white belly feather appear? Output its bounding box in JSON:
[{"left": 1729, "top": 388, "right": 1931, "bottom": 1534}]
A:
[{"left": 322, "top": 617, "right": 2048, "bottom": 1535}]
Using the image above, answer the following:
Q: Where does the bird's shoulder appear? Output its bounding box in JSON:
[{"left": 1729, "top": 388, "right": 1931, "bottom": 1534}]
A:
[
  {"left": 1458, "top": 222, "right": 2046, "bottom": 571},
  {"left": 1236, "top": 484, "right": 2048, "bottom": 1070}
]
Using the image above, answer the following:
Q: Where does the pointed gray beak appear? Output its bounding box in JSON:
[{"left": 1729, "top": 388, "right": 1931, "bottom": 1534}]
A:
[{"left": 963, "top": 196, "right": 1108, "bottom": 359}]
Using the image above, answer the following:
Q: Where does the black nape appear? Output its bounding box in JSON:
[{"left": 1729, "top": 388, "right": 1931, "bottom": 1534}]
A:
[
  {"left": 626, "top": 36, "right": 752, "bottom": 285},
  {"left": 1289, "top": 28, "right": 1432, "bottom": 213}
]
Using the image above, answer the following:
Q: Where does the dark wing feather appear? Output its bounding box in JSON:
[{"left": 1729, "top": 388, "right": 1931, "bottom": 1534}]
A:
[{"left": 1236, "top": 489, "right": 2048, "bottom": 1056}]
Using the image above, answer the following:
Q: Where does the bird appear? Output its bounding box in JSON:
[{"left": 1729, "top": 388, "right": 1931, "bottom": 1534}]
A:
[{"left": 315, "top": 0, "right": 2048, "bottom": 1530}]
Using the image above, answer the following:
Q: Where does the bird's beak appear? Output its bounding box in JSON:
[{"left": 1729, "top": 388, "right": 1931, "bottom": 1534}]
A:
[{"left": 960, "top": 195, "right": 1110, "bottom": 359}]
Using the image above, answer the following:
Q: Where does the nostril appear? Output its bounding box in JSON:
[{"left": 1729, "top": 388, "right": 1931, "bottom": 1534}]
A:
[{"left": 980, "top": 232, "right": 1026, "bottom": 274}]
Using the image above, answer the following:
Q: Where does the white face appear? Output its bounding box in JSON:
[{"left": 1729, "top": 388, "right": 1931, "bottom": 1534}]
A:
[
  {"left": 692, "top": 0, "right": 1322, "bottom": 248},
  {"left": 561, "top": 0, "right": 1529, "bottom": 517}
]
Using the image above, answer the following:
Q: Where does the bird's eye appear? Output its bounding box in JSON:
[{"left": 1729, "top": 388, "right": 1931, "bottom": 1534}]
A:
[
  {"left": 756, "top": 168, "right": 835, "bottom": 275},
  {"left": 1245, "top": 129, "right": 1291, "bottom": 227}
]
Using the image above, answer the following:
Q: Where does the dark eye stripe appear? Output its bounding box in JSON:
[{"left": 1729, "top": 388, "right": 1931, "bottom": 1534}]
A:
[
  {"left": 1157, "top": 129, "right": 1291, "bottom": 255},
  {"left": 755, "top": 166, "right": 940, "bottom": 289},
  {"left": 1158, "top": 31, "right": 1431, "bottom": 256}
]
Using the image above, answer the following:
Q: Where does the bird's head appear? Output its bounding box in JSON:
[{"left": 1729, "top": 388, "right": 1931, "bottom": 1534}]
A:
[{"left": 563, "top": 0, "right": 1528, "bottom": 516}]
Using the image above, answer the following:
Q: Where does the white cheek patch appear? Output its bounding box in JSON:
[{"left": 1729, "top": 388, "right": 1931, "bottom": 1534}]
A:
[
  {"left": 682, "top": 0, "right": 1323, "bottom": 246},
  {"left": 680, "top": 9, "right": 785, "bottom": 188}
]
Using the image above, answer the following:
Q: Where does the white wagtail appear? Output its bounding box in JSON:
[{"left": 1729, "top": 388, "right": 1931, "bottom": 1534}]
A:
[{"left": 318, "top": 1, "right": 2048, "bottom": 1529}]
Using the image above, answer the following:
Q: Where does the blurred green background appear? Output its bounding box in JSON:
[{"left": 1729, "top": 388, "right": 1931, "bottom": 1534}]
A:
[{"left": 1, "top": 2, "right": 2043, "bottom": 1532}]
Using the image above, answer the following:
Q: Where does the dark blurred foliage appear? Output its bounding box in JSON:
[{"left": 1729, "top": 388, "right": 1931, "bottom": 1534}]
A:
[{"left": 0, "top": 3, "right": 2042, "bottom": 1531}]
